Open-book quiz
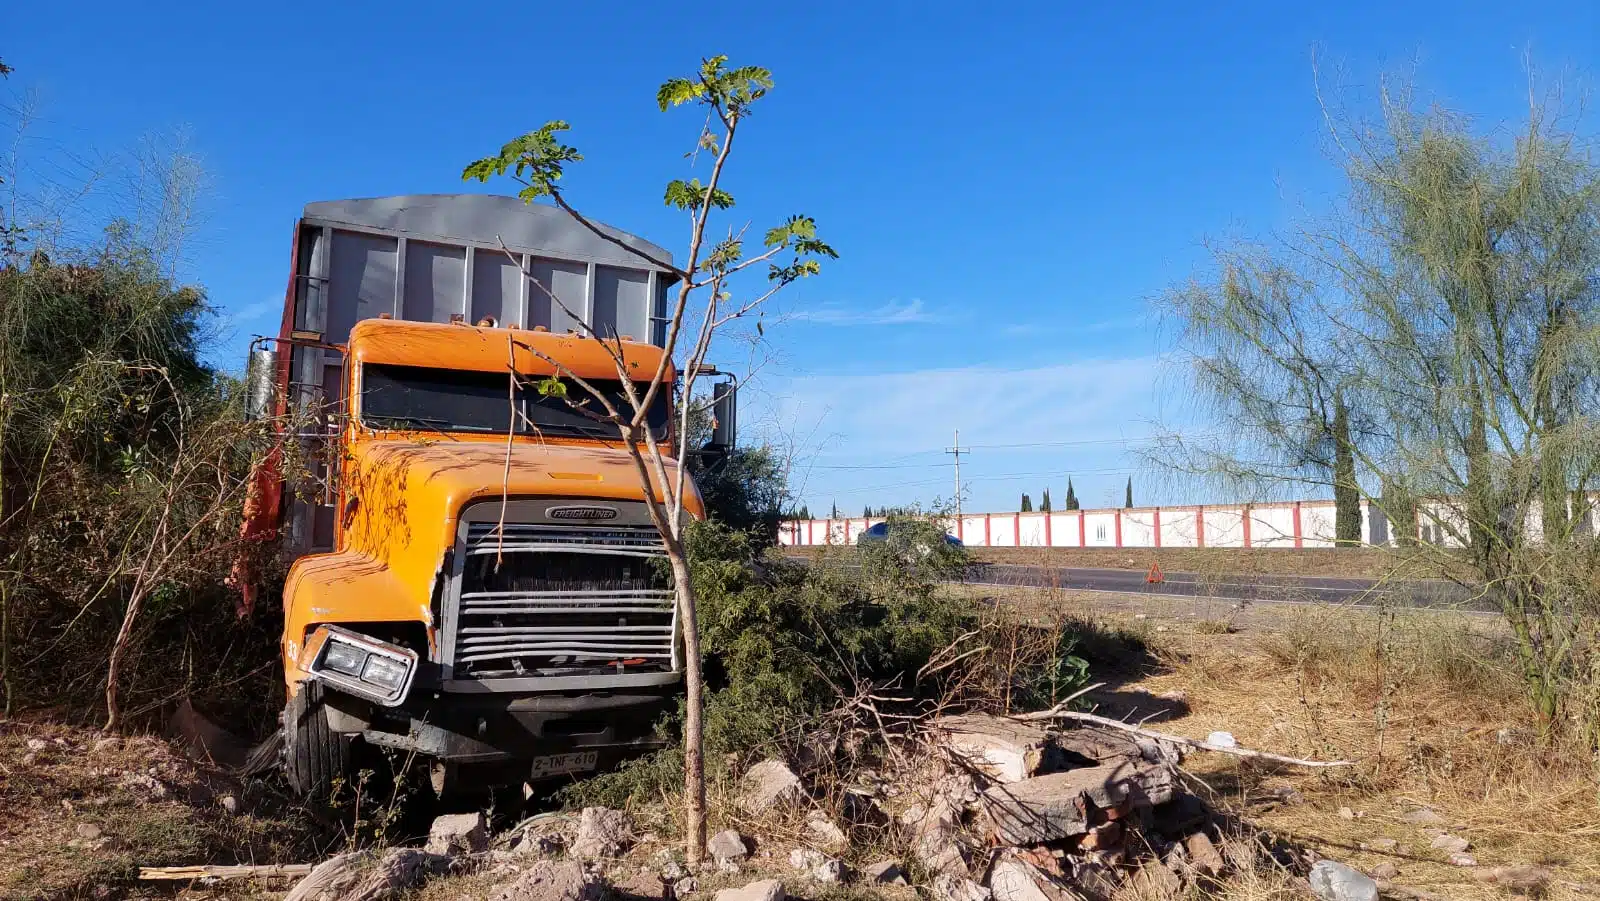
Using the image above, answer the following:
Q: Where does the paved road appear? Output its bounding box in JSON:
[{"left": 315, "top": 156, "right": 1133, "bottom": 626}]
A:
[{"left": 965, "top": 562, "right": 1489, "bottom": 611}]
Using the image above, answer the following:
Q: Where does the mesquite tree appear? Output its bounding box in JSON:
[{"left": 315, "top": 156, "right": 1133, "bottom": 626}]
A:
[
  {"left": 464, "top": 56, "right": 834, "bottom": 860},
  {"left": 1160, "top": 82, "right": 1600, "bottom": 739}
]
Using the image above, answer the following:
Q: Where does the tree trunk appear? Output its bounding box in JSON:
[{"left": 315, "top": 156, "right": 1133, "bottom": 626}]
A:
[
  {"left": 666, "top": 543, "right": 706, "bottom": 864},
  {"left": 1332, "top": 393, "right": 1361, "bottom": 547},
  {"left": 1465, "top": 374, "right": 1495, "bottom": 569}
]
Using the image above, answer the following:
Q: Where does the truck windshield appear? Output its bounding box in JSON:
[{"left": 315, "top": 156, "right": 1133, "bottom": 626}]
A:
[{"left": 361, "top": 364, "right": 669, "bottom": 440}]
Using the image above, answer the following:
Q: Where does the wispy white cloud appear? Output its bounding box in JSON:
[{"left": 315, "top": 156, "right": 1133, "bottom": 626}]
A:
[
  {"left": 765, "top": 356, "right": 1162, "bottom": 459},
  {"left": 786, "top": 298, "right": 939, "bottom": 326},
  {"left": 998, "top": 314, "right": 1145, "bottom": 339}
]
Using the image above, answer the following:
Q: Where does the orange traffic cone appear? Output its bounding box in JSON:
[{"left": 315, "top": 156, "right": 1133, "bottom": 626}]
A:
[{"left": 1145, "top": 562, "right": 1164, "bottom": 585}]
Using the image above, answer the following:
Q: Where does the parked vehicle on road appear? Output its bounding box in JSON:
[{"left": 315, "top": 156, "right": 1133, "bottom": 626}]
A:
[{"left": 856, "top": 521, "right": 964, "bottom": 548}]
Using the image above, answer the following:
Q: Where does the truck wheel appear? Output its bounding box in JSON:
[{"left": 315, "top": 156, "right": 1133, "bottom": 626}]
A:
[{"left": 282, "top": 681, "right": 351, "bottom": 798}]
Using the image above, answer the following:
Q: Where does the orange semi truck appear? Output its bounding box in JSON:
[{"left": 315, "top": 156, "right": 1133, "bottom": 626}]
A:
[{"left": 243, "top": 195, "right": 725, "bottom": 798}]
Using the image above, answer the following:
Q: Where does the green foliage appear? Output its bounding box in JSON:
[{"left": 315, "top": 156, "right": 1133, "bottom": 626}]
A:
[
  {"left": 460, "top": 121, "right": 583, "bottom": 203},
  {"left": 1020, "top": 493, "right": 1032, "bottom": 513},
  {"left": 1012, "top": 631, "right": 1092, "bottom": 711},
  {"left": 692, "top": 445, "right": 787, "bottom": 547},
  {"left": 664, "top": 179, "right": 735, "bottom": 213},
  {"left": 1040, "top": 488, "right": 1052, "bottom": 513},
  {"left": 0, "top": 234, "right": 275, "bottom": 726},
  {"left": 1064, "top": 478, "right": 1079, "bottom": 510},
  {"left": 1124, "top": 477, "right": 1133, "bottom": 509}
]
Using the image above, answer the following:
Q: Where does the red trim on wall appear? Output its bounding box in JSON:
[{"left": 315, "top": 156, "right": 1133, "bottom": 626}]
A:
[
  {"left": 1242, "top": 507, "right": 1252, "bottom": 548},
  {"left": 984, "top": 513, "right": 992, "bottom": 547},
  {"left": 1078, "top": 511, "right": 1086, "bottom": 547},
  {"left": 1196, "top": 506, "right": 1205, "bottom": 548},
  {"left": 1044, "top": 512, "right": 1053, "bottom": 546},
  {"left": 1153, "top": 507, "right": 1162, "bottom": 548},
  {"left": 1292, "top": 502, "right": 1303, "bottom": 549},
  {"left": 1013, "top": 512, "right": 1020, "bottom": 547},
  {"left": 1114, "top": 510, "right": 1123, "bottom": 548},
  {"left": 825, "top": 519, "right": 834, "bottom": 545}
]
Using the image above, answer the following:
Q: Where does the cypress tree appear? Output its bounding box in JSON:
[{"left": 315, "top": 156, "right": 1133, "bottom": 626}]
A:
[
  {"left": 1041, "top": 488, "right": 1052, "bottom": 513},
  {"left": 1021, "top": 493, "right": 1033, "bottom": 512},
  {"left": 1065, "top": 478, "right": 1079, "bottom": 510},
  {"left": 1124, "top": 477, "right": 1134, "bottom": 509}
]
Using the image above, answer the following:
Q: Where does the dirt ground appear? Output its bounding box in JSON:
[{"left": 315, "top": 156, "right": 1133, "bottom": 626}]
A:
[
  {"left": 7, "top": 584, "right": 1591, "bottom": 901},
  {"left": 972, "top": 582, "right": 1600, "bottom": 901}
]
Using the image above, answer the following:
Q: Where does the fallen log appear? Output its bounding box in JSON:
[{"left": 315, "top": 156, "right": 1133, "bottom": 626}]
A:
[
  {"left": 1019, "top": 708, "right": 1355, "bottom": 768},
  {"left": 139, "top": 863, "right": 314, "bottom": 881}
]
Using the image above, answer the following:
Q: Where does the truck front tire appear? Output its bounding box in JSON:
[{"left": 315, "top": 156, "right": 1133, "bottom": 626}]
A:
[{"left": 282, "top": 681, "right": 352, "bottom": 798}]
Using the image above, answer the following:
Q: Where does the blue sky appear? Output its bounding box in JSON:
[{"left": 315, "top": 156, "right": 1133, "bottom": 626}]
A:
[{"left": 6, "top": 1, "right": 1598, "bottom": 515}]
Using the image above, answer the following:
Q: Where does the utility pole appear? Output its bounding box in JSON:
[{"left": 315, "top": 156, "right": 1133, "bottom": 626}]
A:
[{"left": 946, "top": 429, "right": 966, "bottom": 519}]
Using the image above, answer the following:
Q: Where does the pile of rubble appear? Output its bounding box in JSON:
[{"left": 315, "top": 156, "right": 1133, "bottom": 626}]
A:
[
  {"left": 271, "top": 711, "right": 1266, "bottom": 901},
  {"left": 884, "top": 712, "right": 1235, "bottom": 901}
]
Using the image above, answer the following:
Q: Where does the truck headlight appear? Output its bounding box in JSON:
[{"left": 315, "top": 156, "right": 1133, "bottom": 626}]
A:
[
  {"left": 360, "top": 654, "right": 409, "bottom": 692},
  {"left": 302, "top": 625, "right": 418, "bottom": 706},
  {"left": 324, "top": 641, "right": 369, "bottom": 677}
]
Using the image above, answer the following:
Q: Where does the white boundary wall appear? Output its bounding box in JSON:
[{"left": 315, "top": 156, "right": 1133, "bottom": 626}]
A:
[{"left": 778, "top": 499, "right": 1599, "bottom": 549}]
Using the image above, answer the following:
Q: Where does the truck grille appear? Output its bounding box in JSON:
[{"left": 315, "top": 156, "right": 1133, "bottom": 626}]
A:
[{"left": 452, "top": 522, "right": 676, "bottom": 679}]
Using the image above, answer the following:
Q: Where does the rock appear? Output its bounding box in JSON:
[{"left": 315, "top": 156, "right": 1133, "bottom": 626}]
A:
[
  {"left": 491, "top": 860, "right": 605, "bottom": 901},
  {"left": 1359, "top": 838, "right": 1397, "bottom": 852},
  {"left": 75, "top": 823, "right": 103, "bottom": 840},
  {"left": 738, "top": 760, "right": 802, "bottom": 812},
  {"left": 674, "top": 877, "right": 698, "bottom": 897},
  {"left": 932, "top": 873, "right": 991, "bottom": 901},
  {"left": 982, "top": 761, "right": 1177, "bottom": 845},
  {"left": 1429, "top": 833, "right": 1469, "bottom": 854},
  {"left": 1204, "top": 731, "right": 1238, "bottom": 749},
  {"left": 286, "top": 849, "right": 451, "bottom": 901},
  {"left": 787, "top": 849, "right": 843, "bottom": 884},
  {"left": 1400, "top": 808, "right": 1445, "bottom": 825},
  {"left": 707, "top": 830, "right": 749, "bottom": 866},
  {"left": 988, "top": 857, "right": 1078, "bottom": 901},
  {"left": 1308, "top": 859, "right": 1379, "bottom": 901},
  {"left": 933, "top": 714, "right": 1059, "bottom": 783},
  {"left": 26, "top": 738, "right": 47, "bottom": 752},
  {"left": 805, "top": 812, "right": 846, "bottom": 849},
  {"left": 1369, "top": 863, "right": 1399, "bottom": 880},
  {"left": 901, "top": 792, "right": 969, "bottom": 878},
  {"left": 1184, "top": 831, "right": 1225, "bottom": 876},
  {"left": 713, "top": 879, "right": 784, "bottom": 901},
  {"left": 1079, "top": 820, "right": 1123, "bottom": 851},
  {"left": 1272, "top": 786, "right": 1304, "bottom": 805},
  {"left": 426, "top": 811, "right": 490, "bottom": 857},
  {"left": 1338, "top": 806, "right": 1355, "bottom": 820},
  {"left": 1126, "top": 861, "right": 1182, "bottom": 897},
  {"left": 218, "top": 794, "right": 240, "bottom": 815},
  {"left": 1448, "top": 853, "right": 1477, "bottom": 867},
  {"left": 864, "top": 860, "right": 906, "bottom": 885},
  {"left": 1474, "top": 866, "right": 1552, "bottom": 891},
  {"left": 570, "top": 807, "right": 633, "bottom": 859}
]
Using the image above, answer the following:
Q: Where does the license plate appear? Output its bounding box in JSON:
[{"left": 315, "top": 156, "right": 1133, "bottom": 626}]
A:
[{"left": 531, "top": 751, "right": 599, "bottom": 778}]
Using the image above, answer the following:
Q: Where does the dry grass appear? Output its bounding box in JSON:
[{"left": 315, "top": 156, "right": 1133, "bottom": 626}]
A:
[
  {"left": 785, "top": 544, "right": 1469, "bottom": 581},
  {"left": 1015, "top": 589, "right": 1600, "bottom": 901},
  {"left": 0, "top": 721, "right": 322, "bottom": 901}
]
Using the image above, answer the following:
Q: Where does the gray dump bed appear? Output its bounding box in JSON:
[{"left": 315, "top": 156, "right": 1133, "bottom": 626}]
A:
[
  {"left": 288, "top": 194, "right": 676, "bottom": 346},
  {"left": 279, "top": 194, "right": 676, "bottom": 551}
]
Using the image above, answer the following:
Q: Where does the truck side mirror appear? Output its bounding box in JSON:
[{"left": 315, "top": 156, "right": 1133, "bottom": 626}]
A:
[
  {"left": 709, "top": 380, "right": 737, "bottom": 452},
  {"left": 245, "top": 346, "right": 278, "bottom": 421}
]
